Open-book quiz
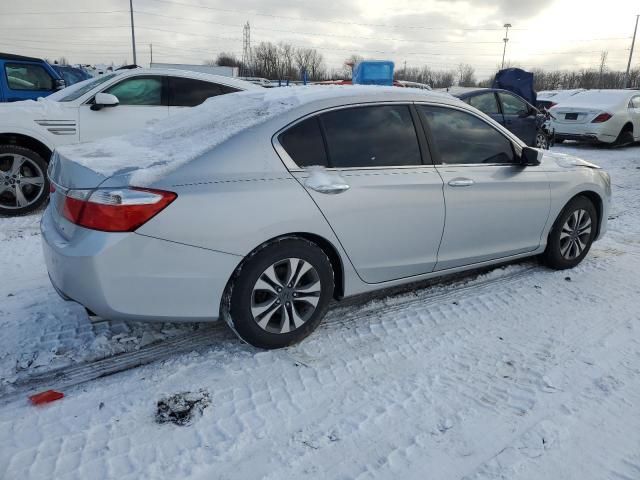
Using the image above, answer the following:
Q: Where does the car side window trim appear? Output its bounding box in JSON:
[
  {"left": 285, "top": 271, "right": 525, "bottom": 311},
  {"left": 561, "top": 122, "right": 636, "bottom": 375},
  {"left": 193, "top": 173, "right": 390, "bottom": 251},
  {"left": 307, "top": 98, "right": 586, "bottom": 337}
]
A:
[
  {"left": 272, "top": 101, "right": 435, "bottom": 172},
  {"left": 414, "top": 102, "right": 523, "bottom": 167}
]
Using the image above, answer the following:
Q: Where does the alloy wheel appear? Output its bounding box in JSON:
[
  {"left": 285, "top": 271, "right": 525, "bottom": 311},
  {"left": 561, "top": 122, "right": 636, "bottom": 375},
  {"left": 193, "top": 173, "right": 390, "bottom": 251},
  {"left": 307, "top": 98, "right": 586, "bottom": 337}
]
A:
[
  {"left": 250, "top": 258, "right": 321, "bottom": 334},
  {"left": 560, "top": 209, "right": 592, "bottom": 260},
  {"left": 0, "top": 154, "right": 46, "bottom": 210},
  {"left": 535, "top": 133, "right": 548, "bottom": 149}
]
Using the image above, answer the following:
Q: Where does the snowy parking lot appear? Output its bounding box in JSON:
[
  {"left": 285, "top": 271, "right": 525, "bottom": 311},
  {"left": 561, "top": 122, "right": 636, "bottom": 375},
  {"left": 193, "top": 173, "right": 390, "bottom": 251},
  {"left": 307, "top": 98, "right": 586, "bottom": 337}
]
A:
[{"left": 1, "top": 143, "right": 639, "bottom": 479}]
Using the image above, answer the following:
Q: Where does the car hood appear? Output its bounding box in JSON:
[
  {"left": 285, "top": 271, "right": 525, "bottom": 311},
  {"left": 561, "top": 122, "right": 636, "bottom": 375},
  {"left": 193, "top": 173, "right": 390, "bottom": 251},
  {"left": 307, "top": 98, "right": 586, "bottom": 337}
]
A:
[
  {"left": 0, "top": 98, "right": 74, "bottom": 118},
  {"left": 543, "top": 150, "right": 601, "bottom": 169}
]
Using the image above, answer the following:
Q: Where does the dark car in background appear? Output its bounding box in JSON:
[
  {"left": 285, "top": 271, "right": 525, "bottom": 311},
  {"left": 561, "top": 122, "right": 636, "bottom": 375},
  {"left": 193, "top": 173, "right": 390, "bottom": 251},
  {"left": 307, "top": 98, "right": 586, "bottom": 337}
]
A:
[
  {"left": 50, "top": 64, "right": 92, "bottom": 86},
  {"left": 445, "top": 87, "right": 546, "bottom": 148},
  {"left": 0, "top": 52, "right": 65, "bottom": 102}
]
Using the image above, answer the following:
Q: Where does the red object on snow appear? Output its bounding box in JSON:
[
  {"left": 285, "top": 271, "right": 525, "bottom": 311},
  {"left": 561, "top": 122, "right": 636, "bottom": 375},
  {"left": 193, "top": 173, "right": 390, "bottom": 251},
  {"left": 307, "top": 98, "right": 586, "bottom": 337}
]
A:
[{"left": 29, "top": 390, "right": 64, "bottom": 405}]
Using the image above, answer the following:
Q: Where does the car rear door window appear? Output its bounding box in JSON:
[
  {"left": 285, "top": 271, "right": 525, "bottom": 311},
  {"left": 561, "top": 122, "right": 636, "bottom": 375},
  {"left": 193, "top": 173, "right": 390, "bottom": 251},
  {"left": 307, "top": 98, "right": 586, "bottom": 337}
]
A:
[
  {"left": 468, "top": 93, "right": 500, "bottom": 114},
  {"left": 320, "top": 105, "right": 421, "bottom": 168},
  {"left": 279, "top": 117, "right": 329, "bottom": 168},
  {"left": 104, "top": 76, "right": 163, "bottom": 105},
  {"left": 498, "top": 92, "right": 529, "bottom": 115},
  {"left": 5, "top": 63, "right": 54, "bottom": 91},
  {"left": 168, "top": 77, "right": 240, "bottom": 107},
  {"left": 419, "top": 105, "right": 515, "bottom": 165}
]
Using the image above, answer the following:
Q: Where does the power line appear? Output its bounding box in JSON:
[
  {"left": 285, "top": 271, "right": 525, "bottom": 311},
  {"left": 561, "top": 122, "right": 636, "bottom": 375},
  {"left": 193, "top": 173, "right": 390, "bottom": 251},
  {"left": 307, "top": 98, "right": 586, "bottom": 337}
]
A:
[{"left": 140, "top": 0, "right": 528, "bottom": 31}]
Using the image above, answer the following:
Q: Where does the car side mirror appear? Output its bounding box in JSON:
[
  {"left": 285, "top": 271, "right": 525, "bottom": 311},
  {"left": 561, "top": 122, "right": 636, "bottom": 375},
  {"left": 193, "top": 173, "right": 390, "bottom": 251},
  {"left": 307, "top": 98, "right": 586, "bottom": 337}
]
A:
[
  {"left": 521, "top": 146, "right": 541, "bottom": 166},
  {"left": 91, "top": 92, "right": 119, "bottom": 111}
]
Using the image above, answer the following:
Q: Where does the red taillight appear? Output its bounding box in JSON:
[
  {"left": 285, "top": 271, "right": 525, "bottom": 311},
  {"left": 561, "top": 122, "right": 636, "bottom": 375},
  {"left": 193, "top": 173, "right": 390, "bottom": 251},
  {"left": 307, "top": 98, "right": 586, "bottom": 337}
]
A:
[
  {"left": 549, "top": 102, "right": 557, "bottom": 108},
  {"left": 592, "top": 112, "right": 612, "bottom": 123},
  {"left": 50, "top": 183, "right": 56, "bottom": 193},
  {"left": 61, "top": 187, "right": 177, "bottom": 232}
]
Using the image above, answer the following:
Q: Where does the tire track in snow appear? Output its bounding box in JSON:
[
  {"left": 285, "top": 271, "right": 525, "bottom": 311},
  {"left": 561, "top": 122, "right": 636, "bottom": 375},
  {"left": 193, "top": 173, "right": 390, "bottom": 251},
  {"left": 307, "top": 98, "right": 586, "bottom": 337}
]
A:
[{"left": 0, "top": 261, "right": 540, "bottom": 405}]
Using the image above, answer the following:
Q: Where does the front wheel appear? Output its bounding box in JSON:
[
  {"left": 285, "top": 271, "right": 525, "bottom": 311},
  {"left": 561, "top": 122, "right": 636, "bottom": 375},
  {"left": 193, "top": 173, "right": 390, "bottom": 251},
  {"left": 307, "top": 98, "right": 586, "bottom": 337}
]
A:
[
  {"left": 0, "top": 145, "right": 50, "bottom": 216},
  {"left": 542, "top": 196, "right": 597, "bottom": 270},
  {"left": 225, "top": 238, "right": 335, "bottom": 349}
]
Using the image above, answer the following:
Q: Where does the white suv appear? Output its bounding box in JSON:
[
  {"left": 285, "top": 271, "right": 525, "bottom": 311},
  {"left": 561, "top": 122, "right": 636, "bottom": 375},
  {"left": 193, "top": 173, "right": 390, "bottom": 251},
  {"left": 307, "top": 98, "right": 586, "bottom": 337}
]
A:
[{"left": 0, "top": 68, "right": 260, "bottom": 215}]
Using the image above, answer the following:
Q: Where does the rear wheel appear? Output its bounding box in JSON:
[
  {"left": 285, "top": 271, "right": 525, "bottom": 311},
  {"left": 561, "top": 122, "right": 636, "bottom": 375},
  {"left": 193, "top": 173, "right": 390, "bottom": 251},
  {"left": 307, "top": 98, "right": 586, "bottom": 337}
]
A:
[
  {"left": 612, "top": 125, "right": 634, "bottom": 147},
  {"left": 0, "top": 145, "right": 49, "bottom": 216},
  {"left": 225, "top": 238, "right": 334, "bottom": 349},
  {"left": 542, "top": 196, "right": 597, "bottom": 270},
  {"left": 535, "top": 132, "right": 549, "bottom": 149}
]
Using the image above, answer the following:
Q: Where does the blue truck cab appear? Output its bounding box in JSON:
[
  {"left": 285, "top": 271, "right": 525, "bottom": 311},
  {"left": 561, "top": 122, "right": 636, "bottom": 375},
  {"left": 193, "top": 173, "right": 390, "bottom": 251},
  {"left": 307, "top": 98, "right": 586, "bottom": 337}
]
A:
[{"left": 0, "top": 53, "right": 65, "bottom": 102}]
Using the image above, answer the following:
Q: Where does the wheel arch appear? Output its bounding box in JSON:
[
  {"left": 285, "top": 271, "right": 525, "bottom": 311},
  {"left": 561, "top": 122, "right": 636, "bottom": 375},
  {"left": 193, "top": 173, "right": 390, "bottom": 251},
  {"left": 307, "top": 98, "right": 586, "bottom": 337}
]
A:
[
  {"left": 221, "top": 232, "right": 345, "bottom": 315},
  {"left": 0, "top": 133, "right": 53, "bottom": 162},
  {"left": 622, "top": 121, "right": 633, "bottom": 132},
  {"left": 561, "top": 190, "right": 604, "bottom": 239}
]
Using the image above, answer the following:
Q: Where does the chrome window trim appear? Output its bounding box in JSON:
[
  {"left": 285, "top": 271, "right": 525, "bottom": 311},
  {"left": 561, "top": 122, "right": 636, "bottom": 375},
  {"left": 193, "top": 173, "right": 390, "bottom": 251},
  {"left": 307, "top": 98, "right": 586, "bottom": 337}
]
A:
[{"left": 272, "top": 100, "right": 447, "bottom": 172}]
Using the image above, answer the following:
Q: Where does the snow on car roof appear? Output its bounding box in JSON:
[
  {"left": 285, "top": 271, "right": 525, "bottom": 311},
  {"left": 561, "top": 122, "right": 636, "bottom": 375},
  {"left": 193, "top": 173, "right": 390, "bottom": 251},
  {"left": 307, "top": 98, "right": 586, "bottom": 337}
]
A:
[
  {"left": 56, "top": 85, "right": 454, "bottom": 185},
  {"left": 555, "top": 89, "right": 635, "bottom": 109}
]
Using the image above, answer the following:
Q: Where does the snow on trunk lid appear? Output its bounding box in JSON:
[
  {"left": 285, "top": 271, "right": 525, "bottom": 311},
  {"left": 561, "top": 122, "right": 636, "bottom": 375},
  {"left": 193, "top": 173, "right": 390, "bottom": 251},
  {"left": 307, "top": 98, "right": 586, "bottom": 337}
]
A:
[{"left": 55, "top": 89, "right": 305, "bottom": 187}]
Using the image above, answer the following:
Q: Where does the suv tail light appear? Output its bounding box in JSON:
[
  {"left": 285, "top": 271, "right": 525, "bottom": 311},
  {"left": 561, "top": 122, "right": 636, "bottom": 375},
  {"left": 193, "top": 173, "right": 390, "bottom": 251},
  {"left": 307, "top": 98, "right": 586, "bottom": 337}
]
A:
[
  {"left": 61, "top": 187, "right": 177, "bottom": 232},
  {"left": 591, "top": 112, "right": 612, "bottom": 123}
]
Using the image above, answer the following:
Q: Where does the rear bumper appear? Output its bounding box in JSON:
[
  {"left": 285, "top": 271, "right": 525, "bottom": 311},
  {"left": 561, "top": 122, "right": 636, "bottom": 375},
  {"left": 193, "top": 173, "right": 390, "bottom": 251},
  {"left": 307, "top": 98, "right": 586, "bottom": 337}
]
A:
[
  {"left": 41, "top": 206, "right": 242, "bottom": 323},
  {"left": 552, "top": 123, "right": 617, "bottom": 144}
]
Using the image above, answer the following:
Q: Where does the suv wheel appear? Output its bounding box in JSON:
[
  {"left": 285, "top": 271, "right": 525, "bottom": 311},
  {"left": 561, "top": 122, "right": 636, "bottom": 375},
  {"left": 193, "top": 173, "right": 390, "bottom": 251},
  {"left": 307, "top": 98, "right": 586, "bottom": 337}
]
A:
[
  {"left": 224, "top": 238, "right": 334, "bottom": 349},
  {"left": 542, "top": 196, "right": 597, "bottom": 270},
  {"left": 0, "top": 145, "right": 49, "bottom": 216}
]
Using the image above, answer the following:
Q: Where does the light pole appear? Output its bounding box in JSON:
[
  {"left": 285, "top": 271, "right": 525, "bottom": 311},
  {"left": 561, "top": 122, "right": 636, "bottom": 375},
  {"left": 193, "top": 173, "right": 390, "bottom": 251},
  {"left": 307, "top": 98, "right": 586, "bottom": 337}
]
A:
[
  {"left": 501, "top": 23, "right": 511, "bottom": 70},
  {"left": 129, "top": 0, "right": 137, "bottom": 65},
  {"left": 624, "top": 15, "right": 639, "bottom": 88}
]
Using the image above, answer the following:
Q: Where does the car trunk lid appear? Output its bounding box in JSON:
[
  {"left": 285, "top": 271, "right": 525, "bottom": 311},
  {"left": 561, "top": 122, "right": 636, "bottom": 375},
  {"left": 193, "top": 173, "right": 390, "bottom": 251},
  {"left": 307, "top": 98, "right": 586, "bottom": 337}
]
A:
[{"left": 550, "top": 107, "right": 601, "bottom": 124}]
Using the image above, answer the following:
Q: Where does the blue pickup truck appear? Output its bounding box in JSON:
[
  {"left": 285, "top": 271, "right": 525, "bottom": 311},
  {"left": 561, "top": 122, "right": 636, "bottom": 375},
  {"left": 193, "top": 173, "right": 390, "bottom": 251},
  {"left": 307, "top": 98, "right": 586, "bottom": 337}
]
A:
[{"left": 0, "top": 53, "right": 66, "bottom": 102}]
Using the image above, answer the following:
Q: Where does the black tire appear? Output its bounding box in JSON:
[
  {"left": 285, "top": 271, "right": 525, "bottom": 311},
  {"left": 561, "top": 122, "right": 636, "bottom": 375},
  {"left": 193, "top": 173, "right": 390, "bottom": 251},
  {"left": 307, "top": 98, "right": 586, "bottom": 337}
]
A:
[
  {"left": 612, "top": 125, "right": 634, "bottom": 148},
  {"left": 224, "top": 237, "right": 335, "bottom": 349},
  {"left": 0, "top": 145, "right": 50, "bottom": 216},
  {"left": 542, "top": 196, "right": 597, "bottom": 270}
]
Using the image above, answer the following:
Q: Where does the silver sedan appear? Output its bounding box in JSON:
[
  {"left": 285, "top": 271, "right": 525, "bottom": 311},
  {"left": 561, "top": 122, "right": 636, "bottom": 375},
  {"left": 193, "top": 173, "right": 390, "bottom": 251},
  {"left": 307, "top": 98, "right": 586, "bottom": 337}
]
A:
[{"left": 42, "top": 87, "right": 611, "bottom": 349}]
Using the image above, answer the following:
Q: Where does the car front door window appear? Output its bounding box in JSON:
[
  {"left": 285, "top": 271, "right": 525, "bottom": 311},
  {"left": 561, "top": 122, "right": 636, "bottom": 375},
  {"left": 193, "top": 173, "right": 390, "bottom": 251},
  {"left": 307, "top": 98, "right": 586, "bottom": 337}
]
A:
[
  {"left": 103, "top": 76, "right": 163, "bottom": 105},
  {"left": 498, "top": 92, "right": 529, "bottom": 116},
  {"left": 419, "top": 105, "right": 514, "bottom": 164}
]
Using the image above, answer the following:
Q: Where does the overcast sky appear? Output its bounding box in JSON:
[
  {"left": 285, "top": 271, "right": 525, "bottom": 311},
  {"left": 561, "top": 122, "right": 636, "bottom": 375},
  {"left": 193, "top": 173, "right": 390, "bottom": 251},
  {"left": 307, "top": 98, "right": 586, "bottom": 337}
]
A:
[{"left": 0, "top": 0, "right": 638, "bottom": 79}]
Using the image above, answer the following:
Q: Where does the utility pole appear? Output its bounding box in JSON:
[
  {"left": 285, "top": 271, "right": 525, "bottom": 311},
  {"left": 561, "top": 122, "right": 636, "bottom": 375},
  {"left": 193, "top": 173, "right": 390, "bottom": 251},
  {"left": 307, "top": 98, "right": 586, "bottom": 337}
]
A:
[
  {"left": 129, "top": 0, "right": 137, "bottom": 66},
  {"left": 241, "top": 22, "right": 251, "bottom": 77},
  {"left": 624, "top": 14, "right": 639, "bottom": 88},
  {"left": 501, "top": 23, "right": 511, "bottom": 70},
  {"left": 150, "top": 43, "right": 153, "bottom": 67}
]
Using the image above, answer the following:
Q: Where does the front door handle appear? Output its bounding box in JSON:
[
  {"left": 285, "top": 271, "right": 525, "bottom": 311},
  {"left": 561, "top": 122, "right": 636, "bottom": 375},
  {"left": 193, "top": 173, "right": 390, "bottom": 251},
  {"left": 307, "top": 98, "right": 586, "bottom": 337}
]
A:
[
  {"left": 448, "top": 178, "right": 474, "bottom": 187},
  {"left": 306, "top": 182, "right": 350, "bottom": 194}
]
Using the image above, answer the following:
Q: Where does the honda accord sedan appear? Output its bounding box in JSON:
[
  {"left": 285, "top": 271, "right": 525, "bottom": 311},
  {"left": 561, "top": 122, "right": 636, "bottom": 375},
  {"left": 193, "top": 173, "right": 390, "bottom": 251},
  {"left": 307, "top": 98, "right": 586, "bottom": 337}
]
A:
[{"left": 42, "top": 86, "right": 611, "bottom": 349}]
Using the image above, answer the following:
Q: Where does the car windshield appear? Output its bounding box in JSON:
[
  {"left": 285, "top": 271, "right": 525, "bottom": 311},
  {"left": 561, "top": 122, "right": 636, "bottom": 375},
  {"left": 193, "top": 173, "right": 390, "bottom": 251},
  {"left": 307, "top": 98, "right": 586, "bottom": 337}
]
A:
[{"left": 56, "top": 73, "right": 117, "bottom": 102}]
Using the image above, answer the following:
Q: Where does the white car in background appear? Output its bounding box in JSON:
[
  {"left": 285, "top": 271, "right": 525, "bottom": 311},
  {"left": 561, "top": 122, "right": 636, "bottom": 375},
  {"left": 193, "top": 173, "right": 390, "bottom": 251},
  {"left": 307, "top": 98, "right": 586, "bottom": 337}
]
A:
[
  {"left": 550, "top": 89, "right": 640, "bottom": 146},
  {"left": 0, "top": 68, "right": 260, "bottom": 215}
]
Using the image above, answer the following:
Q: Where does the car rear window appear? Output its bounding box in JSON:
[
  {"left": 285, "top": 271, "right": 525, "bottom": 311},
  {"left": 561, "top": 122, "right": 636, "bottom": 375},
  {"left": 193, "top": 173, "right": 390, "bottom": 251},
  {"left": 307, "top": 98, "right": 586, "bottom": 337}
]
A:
[
  {"left": 279, "top": 117, "right": 328, "bottom": 168},
  {"left": 320, "top": 105, "right": 422, "bottom": 168},
  {"left": 169, "top": 77, "right": 240, "bottom": 107}
]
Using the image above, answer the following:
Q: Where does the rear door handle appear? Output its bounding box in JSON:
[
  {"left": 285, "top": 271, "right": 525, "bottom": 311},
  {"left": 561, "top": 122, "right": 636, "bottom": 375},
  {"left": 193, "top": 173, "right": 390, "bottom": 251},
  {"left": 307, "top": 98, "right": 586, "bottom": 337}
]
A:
[
  {"left": 448, "top": 178, "right": 474, "bottom": 187},
  {"left": 306, "top": 182, "right": 350, "bottom": 194}
]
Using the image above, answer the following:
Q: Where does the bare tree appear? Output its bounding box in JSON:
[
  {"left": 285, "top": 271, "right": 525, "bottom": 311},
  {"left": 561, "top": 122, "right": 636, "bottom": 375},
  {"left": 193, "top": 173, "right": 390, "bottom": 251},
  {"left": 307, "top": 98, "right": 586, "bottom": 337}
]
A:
[{"left": 457, "top": 64, "right": 476, "bottom": 87}]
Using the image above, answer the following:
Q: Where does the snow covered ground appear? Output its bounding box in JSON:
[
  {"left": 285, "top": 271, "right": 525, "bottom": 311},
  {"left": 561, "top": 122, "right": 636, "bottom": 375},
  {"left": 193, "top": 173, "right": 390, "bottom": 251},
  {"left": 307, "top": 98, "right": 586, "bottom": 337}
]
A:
[{"left": 1, "top": 143, "right": 639, "bottom": 479}]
